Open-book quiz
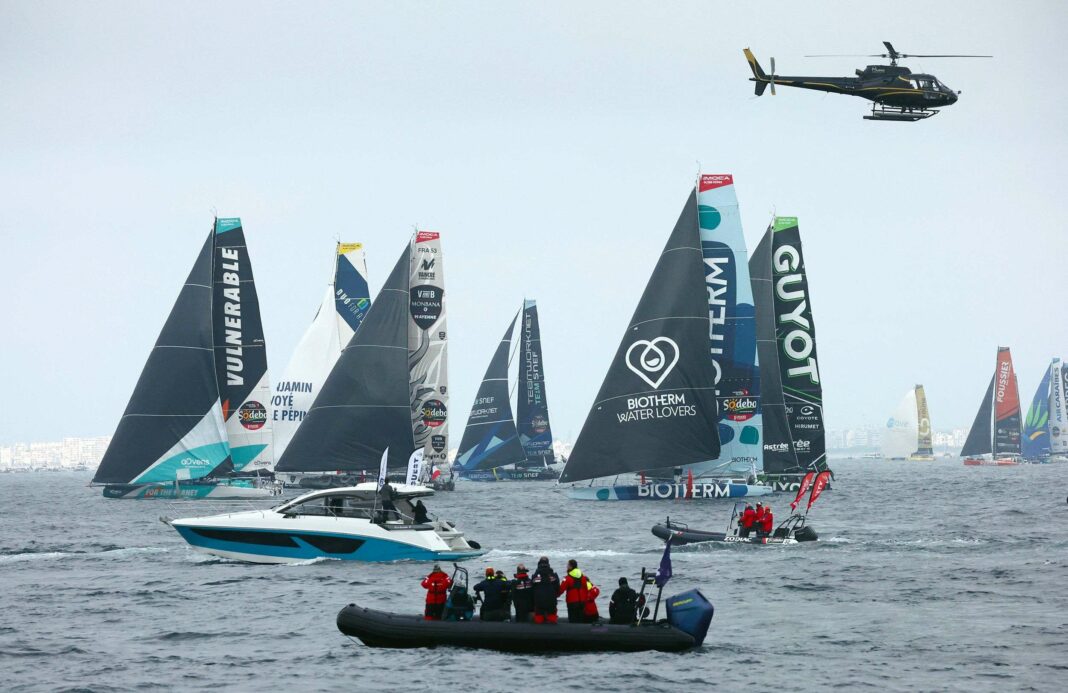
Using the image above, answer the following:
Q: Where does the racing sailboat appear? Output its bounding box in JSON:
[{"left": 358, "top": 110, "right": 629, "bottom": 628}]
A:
[
  {"left": 961, "top": 347, "right": 1022, "bottom": 466},
  {"left": 272, "top": 243, "right": 371, "bottom": 487},
  {"left": 882, "top": 385, "right": 935, "bottom": 461},
  {"left": 93, "top": 218, "right": 276, "bottom": 499},
  {"left": 454, "top": 301, "right": 559, "bottom": 481},
  {"left": 1023, "top": 358, "right": 1068, "bottom": 463},
  {"left": 750, "top": 216, "right": 829, "bottom": 490},
  {"left": 560, "top": 180, "right": 767, "bottom": 501},
  {"left": 167, "top": 233, "right": 482, "bottom": 562}
]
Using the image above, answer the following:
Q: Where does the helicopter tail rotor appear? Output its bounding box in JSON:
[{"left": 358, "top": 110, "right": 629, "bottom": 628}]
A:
[{"left": 769, "top": 56, "right": 776, "bottom": 95}]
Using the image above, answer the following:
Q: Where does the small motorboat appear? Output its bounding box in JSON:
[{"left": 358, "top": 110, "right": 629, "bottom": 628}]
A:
[
  {"left": 337, "top": 566, "right": 713, "bottom": 653},
  {"left": 163, "top": 483, "right": 485, "bottom": 564},
  {"left": 652, "top": 508, "right": 818, "bottom": 547}
]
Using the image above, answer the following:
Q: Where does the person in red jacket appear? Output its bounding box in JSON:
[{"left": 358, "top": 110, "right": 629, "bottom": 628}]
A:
[
  {"left": 559, "top": 559, "right": 596, "bottom": 623},
  {"left": 758, "top": 506, "right": 774, "bottom": 538},
  {"left": 421, "top": 564, "right": 452, "bottom": 620},
  {"left": 583, "top": 582, "right": 601, "bottom": 623},
  {"left": 754, "top": 502, "right": 766, "bottom": 526},
  {"left": 738, "top": 504, "right": 756, "bottom": 537}
]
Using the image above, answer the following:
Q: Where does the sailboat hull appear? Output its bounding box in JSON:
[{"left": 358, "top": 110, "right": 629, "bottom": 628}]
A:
[
  {"left": 566, "top": 481, "right": 771, "bottom": 501},
  {"left": 962, "top": 458, "right": 1019, "bottom": 466},
  {"left": 458, "top": 468, "right": 559, "bottom": 482},
  {"left": 102, "top": 480, "right": 277, "bottom": 500}
]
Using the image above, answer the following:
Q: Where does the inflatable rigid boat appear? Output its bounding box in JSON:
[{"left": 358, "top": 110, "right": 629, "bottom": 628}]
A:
[
  {"left": 337, "top": 589, "right": 713, "bottom": 653},
  {"left": 652, "top": 515, "right": 818, "bottom": 546}
]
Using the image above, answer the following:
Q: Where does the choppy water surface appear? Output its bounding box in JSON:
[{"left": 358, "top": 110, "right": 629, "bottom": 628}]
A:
[{"left": 1, "top": 460, "right": 1066, "bottom": 692}]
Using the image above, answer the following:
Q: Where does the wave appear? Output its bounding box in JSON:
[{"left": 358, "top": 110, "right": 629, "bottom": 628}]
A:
[{"left": 0, "top": 546, "right": 168, "bottom": 564}]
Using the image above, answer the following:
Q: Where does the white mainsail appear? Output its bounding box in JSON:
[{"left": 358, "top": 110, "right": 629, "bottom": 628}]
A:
[
  {"left": 882, "top": 388, "right": 919, "bottom": 459},
  {"left": 408, "top": 231, "right": 449, "bottom": 470},
  {"left": 271, "top": 243, "right": 370, "bottom": 461},
  {"left": 1051, "top": 358, "right": 1068, "bottom": 455}
]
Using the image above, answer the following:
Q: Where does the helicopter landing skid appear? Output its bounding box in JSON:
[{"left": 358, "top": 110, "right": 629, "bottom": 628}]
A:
[{"left": 864, "top": 104, "right": 938, "bottom": 122}]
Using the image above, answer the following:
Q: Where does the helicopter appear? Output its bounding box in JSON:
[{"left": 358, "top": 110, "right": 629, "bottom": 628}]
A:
[{"left": 743, "top": 42, "right": 991, "bottom": 121}]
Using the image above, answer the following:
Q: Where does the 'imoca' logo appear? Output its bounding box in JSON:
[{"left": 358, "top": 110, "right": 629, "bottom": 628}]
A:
[{"left": 625, "top": 337, "right": 680, "bottom": 390}]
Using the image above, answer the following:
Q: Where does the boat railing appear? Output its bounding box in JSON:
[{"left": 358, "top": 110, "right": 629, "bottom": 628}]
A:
[{"left": 163, "top": 498, "right": 276, "bottom": 520}]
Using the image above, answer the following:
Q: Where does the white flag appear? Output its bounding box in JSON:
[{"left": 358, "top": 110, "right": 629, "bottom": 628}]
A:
[
  {"left": 377, "top": 447, "right": 389, "bottom": 489},
  {"left": 406, "top": 449, "right": 425, "bottom": 487}
]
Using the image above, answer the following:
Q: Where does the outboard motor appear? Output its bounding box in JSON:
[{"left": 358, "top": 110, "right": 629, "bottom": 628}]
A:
[
  {"left": 794, "top": 525, "right": 818, "bottom": 542},
  {"left": 665, "top": 589, "right": 714, "bottom": 646}
]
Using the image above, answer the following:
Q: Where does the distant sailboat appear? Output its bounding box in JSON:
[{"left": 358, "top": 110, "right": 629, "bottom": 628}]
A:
[
  {"left": 750, "top": 216, "right": 829, "bottom": 490},
  {"left": 93, "top": 218, "right": 276, "bottom": 499},
  {"left": 882, "top": 385, "right": 935, "bottom": 461},
  {"left": 559, "top": 182, "right": 769, "bottom": 501},
  {"left": 272, "top": 243, "right": 371, "bottom": 463},
  {"left": 454, "top": 301, "right": 559, "bottom": 481},
  {"left": 961, "top": 347, "right": 1022, "bottom": 466},
  {"left": 1023, "top": 358, "right": 1068, "bottom": 463}
]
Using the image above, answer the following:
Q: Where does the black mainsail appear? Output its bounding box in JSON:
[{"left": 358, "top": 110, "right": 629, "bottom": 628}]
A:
[
  {"left": 94, "top": 231, "right": 226, "bottom": 485},
  {"left": 454, "top": 317, "right": 527, "bottom": 471},
  {"left": 517, "top": 299, "right": 555, "bottom": 465},
  {"left": 961, "top": 375, "right": 995, "bottom": 457},
  {"left": 559, "top": 190, "right": 720, "bottom": 483},
  {"left": 276, "top": 243, "right": 416, "bottom": 472}
]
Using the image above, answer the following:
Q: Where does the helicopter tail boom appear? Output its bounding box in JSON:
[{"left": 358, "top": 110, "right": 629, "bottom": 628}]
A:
[{"left": 743, "top": 48, "right": 769, "bottom": 95}]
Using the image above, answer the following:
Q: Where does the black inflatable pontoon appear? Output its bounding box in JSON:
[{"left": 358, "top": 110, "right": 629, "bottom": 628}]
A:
[
  {"left": 653, "top": 515, "right": 818, "bottom": 546},
  {"left": 337, "top": 588, "right": 713, "bottom": 653}
]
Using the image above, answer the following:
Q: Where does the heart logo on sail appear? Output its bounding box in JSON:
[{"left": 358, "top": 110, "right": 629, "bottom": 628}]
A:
[{"left": 625, "top": 337, "right": 680, "bottom": 390}]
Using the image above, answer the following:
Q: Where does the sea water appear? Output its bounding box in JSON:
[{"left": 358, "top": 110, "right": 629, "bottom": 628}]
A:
[{"left": 1, "top": 460, "right": 1065, "bottom": 692}]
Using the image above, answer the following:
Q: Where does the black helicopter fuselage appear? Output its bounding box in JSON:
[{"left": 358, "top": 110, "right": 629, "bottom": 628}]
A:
[
  {"left": 744, "top": 49, "right": 959, "bottom": 113},
  {"left": 762, "top": 65, "right": 958, "bottom": 108}
]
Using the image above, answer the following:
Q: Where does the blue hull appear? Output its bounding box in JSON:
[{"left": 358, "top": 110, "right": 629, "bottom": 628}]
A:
[{"left": 173, "top": 525, "right": 484, "bottom": 563}]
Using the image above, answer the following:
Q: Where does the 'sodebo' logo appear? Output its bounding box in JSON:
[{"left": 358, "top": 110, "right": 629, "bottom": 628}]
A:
[{"left": 625, "top": 337, "right": 680, "bottom": 390}]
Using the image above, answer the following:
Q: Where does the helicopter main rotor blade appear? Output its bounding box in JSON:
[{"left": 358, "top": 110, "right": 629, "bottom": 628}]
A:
[
  {"left": 803, "top": 54, "right": 887, "bottom": 58},
  {"left": 900, "top": 53, "right": 993, "bottom": 58}
]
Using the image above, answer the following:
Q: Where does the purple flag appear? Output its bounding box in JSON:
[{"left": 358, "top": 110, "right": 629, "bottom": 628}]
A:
[{"left": 655, "top": 537, "right": 673, "bottom": 588}]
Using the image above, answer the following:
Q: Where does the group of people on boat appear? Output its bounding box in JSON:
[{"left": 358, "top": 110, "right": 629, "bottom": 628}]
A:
[
  {"left": 421, "top": 558, "right": 646, "bottom": 625},
  {"left": 737, "top": 502, "right": 774, "bottom": 538}
]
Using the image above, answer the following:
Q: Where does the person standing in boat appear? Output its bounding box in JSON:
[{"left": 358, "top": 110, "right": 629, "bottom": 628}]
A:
[
  {"left": 377, "top": 478, "right": 397, "bottom": 522},
  {"left": 531, "top": 556, "right": 560, "bottom": 624},
  {"left": 583, "top": 581, "right": 601, "bottom": 623},
  {"left": 609, "top": 577, "right": 643, "bottom": 625},
  {"left": 559, "top": 559, "right": 594, "bottom": 624},
  {"left": 421, "top": 564, "right": 452, "bottom": 620},
  {"left": 510, "top": 564, "right": 534, "bottom": 623},
  {"left": 474, "top": 567, "right": 510, "bottom": 622},
  {"left": 754, "top": 502, "right": 766, "bottom": 529},
  {"left": 758, "top": 505, "right": 774, "bottom": 538},
  {"left": 738, "top": 504, "right": 756, "bottom": 537}
]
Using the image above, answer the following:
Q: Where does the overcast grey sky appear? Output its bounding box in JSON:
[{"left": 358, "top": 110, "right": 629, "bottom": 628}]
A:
[{"left": 2, "top": 1, "right": 1065, "bottom": 445}]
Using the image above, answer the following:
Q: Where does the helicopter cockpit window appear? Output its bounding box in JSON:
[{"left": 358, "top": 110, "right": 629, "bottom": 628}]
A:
[{"left": 912, "top": 78, "right": 936, "bottom": 91}]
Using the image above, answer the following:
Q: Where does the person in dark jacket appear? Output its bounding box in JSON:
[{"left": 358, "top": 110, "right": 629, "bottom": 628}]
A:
[
  {"left": 377, "top": 480, "right": 397, "bottom": 522},
  {"left": 530, "top": 556, "right": 560, "bottom": 624},
  {"left": 738, "top": 504, "right": 756, "bottom": 537},
  {"left": 420, "top": 564, "right": 452, "bottom": 620},
  {"left": 559, "top": 558, "right": 594, "bottom": 624},
  {"left": 510, "top": 564, "right": 534, "bottom": 623},
  {"left": 473, "top": 567, "right": 510, "bottom": 621},
  {"left": 413, "top": 499, "right": 430, "bottom": 524},
  {"left": 609, "top": 577, "right": 643, "bottom": 625}
]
